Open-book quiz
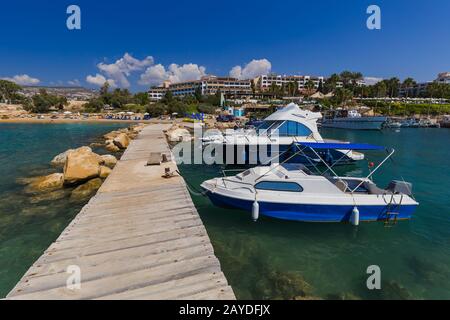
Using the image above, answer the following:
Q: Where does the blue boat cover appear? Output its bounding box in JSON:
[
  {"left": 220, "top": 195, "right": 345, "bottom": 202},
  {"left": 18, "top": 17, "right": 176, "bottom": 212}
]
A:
[{"left": 296, "top": 142, "right": 385, "bottom": 150}]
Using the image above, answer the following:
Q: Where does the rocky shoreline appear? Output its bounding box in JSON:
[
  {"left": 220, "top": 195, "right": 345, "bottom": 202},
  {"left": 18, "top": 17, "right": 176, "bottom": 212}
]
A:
[{"left": 19, "top": 123, "right": 147, "bottom": 203}]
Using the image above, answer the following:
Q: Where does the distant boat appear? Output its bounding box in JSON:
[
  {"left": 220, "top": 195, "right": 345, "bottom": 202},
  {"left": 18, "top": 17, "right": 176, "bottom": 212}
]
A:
[
  {"left": 321, "top": 110, "right": 387, "bottom": 130},
  {"left": 418, "top": 118, "right": 440, "bottom": 128},
  {"left": 385, "top": 119, "right": 402, "bottom": 128},
  {"left": 201, "top": 103, "right": 364, "bottom": 166},
  {"left": 400, "top": 118, "right": 420, "bottom": 128},
  {"left": 439, "top": 115, "right": 450, "bottom": 128}
]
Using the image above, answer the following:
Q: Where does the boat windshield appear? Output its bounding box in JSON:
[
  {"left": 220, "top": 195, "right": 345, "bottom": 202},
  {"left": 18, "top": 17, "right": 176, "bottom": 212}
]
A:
[{"left": 257, "top": 120, "right": 312, "bottom": 137}]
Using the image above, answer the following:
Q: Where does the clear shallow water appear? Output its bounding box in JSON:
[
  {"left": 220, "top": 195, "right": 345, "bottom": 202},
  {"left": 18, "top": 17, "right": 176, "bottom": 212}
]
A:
[
  {"left": 0, "top": 125, "right": 448, "bottom": 299},
  {"left": 0, "top": 123, "right": 129, "bottom": 297},
  {"left": 179, "top": 128, "right": 450, "bottom": 299}
]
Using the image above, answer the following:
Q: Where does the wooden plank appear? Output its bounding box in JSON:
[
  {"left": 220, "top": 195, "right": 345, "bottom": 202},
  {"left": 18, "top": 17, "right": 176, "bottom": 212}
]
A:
[
  {"left": 9, "top": 256, "right": 221, "bottom": 300},
  {"left": 7, "top": 124, "right": 235, "bottom": 300}
]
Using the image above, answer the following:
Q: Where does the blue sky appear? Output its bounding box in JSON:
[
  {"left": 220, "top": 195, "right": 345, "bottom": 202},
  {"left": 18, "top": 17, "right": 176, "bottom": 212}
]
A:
[{"left": 0, "top": 0, "right": 449, "bottom": 91}]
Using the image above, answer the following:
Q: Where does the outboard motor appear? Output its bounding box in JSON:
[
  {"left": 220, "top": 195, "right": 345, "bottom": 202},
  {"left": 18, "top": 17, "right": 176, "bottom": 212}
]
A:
[{"left": 386, "top": 180, "right": 413, "bottom": 196}]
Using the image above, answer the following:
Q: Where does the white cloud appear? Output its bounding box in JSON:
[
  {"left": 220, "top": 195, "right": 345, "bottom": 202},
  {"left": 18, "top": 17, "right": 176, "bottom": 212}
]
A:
[
  {"left": 229, "top": 59, "right": 272, "bottom": 80},
  {"left": 364, "top": 76, "right": 383, "bottom": 85},
  {"left": 167, "top": 63, "right": 206, "bottom": 83},
  {"left": 2, "top": 74, "right": 40, "bottom": 85},
  {"left": 86, "top": 73, "right": 117, "bottom": 87},
  {"left": 68, "top": 79, "right": 81, "bottom": 86},
  {"left": 229, "top": 66, "right": 242, "bottom": 79},
  {"left": 139, "top": 63, "right": 206, "bottom": 86},
  {"left": 93, "top": 53, "right": 154, "bottom": 88},
  {"left": 138, "top": 64, "right": 168, "bottom": 86}
]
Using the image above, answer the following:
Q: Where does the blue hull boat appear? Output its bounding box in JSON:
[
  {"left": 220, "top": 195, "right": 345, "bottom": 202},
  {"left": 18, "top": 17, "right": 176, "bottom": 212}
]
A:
[
  {"left": 206, "top": 191, "right": 416, "bottom": 222},
  {"left": 200, "top": 142, "right": 419, "bottom": 224}
]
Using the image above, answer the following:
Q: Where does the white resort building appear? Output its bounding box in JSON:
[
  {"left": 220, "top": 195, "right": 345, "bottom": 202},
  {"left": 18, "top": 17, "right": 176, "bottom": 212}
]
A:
[
  {"left": 148, "top": 76, "right": 252, "bottom": 100},
  {"left": 255, "top": 74, "right": 325, "bottom": 92}
]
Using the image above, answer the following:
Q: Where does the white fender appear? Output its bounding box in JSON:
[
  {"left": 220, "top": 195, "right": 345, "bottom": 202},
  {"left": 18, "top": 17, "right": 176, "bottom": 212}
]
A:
[
  {"left": 351, "top": 206, "right": 360, "bottom": 226},
  {"left": 252, "top": 201, "right": 259, "bottom": 222}
]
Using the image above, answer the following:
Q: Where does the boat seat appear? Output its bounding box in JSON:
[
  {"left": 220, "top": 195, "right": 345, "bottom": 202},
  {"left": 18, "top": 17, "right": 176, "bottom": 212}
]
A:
[
  {"left": 335, "top": 180, "right": 349, "bottom": 192},
  {"left": 363, "top": 182, "right": 392, "bottom": 195}
]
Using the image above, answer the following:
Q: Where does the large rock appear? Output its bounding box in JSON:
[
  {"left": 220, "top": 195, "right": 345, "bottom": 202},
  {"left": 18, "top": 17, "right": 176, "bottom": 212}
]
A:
[
  {"left": 50, "top": 146, "right": 95, "bottom": 167},
  {"left": 30, "top": 189, "right": 68, "bottom": 204},
  {"left": 100, "top": 154, "right": 117, "bottom": 168},
  {"left": 50, "top": 149, "right": 74, "bottom": 167},
  {"left": 113, "top": 133, "right": 130, "bottom": 149},
  {"left": 25, "top": 173, "right": 64, "bottom": 193},
  {"left": 103, "top": 131, "right": 120, "bottom": 140},
  {"left": 105, "top": 142, "right": 120, "bottom": 152},
  {"left": 127, "top": 132, "right": 138, "bottom": 140},
  {"left": 99, "top": 166, "right": 112, "bottom": 178},
  {"left": 167, "top": 128, "right": 191, "bottom": 142},
  {"left": 70, "top": 178, "right": 103, "bottom": 201},
  {"left": 63, "top": 147, "right": 101, "bottom": 184},
  {"left": 131, "top": 124, "right": 146, "bottom": 133}
]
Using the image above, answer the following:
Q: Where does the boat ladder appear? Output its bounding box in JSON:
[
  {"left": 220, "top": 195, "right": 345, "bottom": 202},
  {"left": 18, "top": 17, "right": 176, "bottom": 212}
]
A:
[{"left": 384, "top": 194, "right": 403, "bottom": 227}]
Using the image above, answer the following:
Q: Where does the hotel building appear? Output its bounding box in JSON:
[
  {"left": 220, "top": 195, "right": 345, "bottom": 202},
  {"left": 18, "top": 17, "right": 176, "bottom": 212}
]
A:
[
  {"left": 148, "top": 76, "right": 252, "bottom": 100},
  {"left": 436, "top": 72, "right": 450, "bottom": 84},
  {"left": 399, "top": 72, "right": 450, "bottom": 97},
  {"left": 255, "top": 74, "right": 326, "bottom": 92}
]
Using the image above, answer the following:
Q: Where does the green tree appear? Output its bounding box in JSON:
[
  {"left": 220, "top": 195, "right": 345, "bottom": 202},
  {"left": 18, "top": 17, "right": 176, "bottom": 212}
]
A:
[
  {"left": 386, "top": 77, "right": 400, "bottom": 97},
  {"left": 250, "top": 81, "right": 256, "bottom": 97},
  {"left": 83, "top": 98, "right": 104, "bottom": 113},
  {"left": 109, "top": 88, "right": 132, "bottom": 109},
  {"left": 31, "top": 89, "right": 67, "bottom": 113},
  {"left": 100, "top": 82, "right": 110, "bottom": 97},
  {"left": 305, "top": 80, "right": 316, "bottom": 95},
  {"left": 194, "top": 87, "right": 203, "bottom": 102},
  {"left": 324, "top": 74, "right": 340, "bottom": 94},
  {"left": 401, "top": 77, "right": 417, "bottom": 98},
  {"left": 0, "top": 80, "right": 22, "bottom": 103},
  {"left": 133, "top": 92, "right": 149, "bottom": 106},
  {"left": 161, "top": 91, "right": 174, "bottom": 104},
  {"left": 373, "top": 81, "right": 387, "bottom": 97},
  {"left": 332, "top": 88, "right": 353, "bottom": 106},
  {"left": 317, "top": 80, "right": 324, "bottom": 93},
  {"left": 146, "top": 103, "right": 167, "bottom": 117}
]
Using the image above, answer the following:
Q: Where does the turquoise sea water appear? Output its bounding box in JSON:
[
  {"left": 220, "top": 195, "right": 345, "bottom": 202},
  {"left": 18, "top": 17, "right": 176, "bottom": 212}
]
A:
[
  {"left": 178, "top": 128, "right": 450, "bottom": 299},
  {"left": 0, "top": 124, "right": 449, "bottom": 299},
  {"left": 0, "top": 123, "right": 129, "bottom": 297}
]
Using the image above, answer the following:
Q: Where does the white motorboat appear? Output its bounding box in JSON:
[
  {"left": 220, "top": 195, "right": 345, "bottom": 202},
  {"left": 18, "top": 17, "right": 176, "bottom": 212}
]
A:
[
  {"left": 201, "top": 103, "right": 364, "bottom": 165},
  {"left": 201, "top": 142, "right": 418, "bottom": 224}
]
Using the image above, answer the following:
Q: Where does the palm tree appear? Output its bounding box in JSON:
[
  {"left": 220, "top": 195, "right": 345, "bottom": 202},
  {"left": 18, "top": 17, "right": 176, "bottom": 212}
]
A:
[
  {"left": 388, "top": 77, "right": 400, "bottom": 97},
  {"left": 401, "top": 77, "right": 416, "bottom": 98},
  {"left": 305, "top": 80, "right": 316, "bottom": 95}
]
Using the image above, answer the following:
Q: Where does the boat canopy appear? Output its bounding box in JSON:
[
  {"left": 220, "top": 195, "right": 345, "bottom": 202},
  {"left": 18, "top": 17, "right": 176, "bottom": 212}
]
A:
[{"left": 296, "top": 142, "right": 385, "bottom": 150}]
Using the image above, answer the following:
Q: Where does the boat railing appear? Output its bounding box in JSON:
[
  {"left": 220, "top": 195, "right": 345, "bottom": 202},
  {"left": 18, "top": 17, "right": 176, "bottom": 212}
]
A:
[
  {"left": 221, "top": 169, "right": 247, "bottom": 177},
  {"left": 221, "top": 178, "right": 256, "bottom": 194}
]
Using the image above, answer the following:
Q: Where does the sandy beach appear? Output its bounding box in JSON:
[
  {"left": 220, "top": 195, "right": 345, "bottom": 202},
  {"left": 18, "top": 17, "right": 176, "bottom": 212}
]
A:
[{"left": 0, "top": 118, "right": 173, "bottom": 124}]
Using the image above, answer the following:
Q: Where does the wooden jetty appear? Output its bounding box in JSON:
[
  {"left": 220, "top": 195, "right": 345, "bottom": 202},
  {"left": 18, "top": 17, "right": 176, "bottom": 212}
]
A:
[{"left": 7, "top": 124, "right": 235, "bottom": 300}]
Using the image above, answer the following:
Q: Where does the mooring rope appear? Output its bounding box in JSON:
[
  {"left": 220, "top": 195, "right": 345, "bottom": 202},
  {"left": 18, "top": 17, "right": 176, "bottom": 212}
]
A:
[{"left": 176, "top": 170, "right": 209, "bottom": 197}]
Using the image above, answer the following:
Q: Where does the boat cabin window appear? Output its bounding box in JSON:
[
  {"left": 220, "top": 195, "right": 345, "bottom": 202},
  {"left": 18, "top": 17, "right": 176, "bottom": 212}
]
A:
[
  {"left": 255, "top": 181, "right": 304, "bottom": 192},
  {"left": 276, "top": 121, "right": 312, "bottom": 137}
]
